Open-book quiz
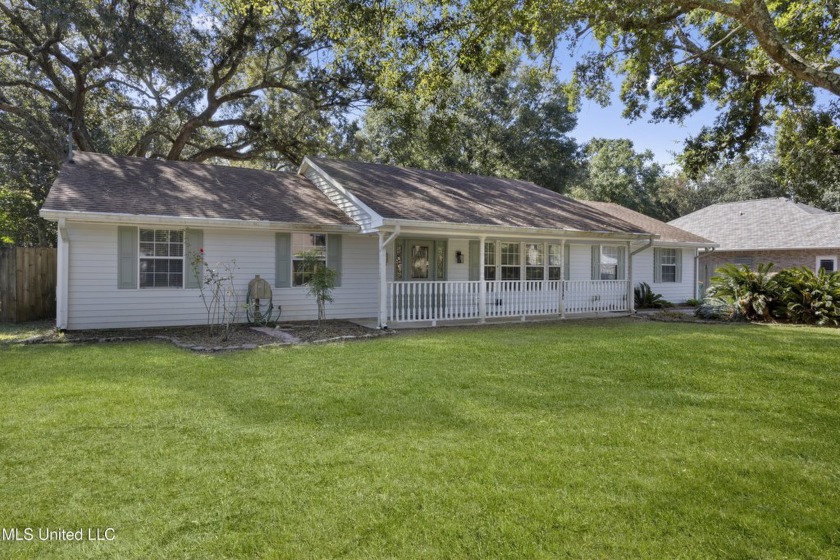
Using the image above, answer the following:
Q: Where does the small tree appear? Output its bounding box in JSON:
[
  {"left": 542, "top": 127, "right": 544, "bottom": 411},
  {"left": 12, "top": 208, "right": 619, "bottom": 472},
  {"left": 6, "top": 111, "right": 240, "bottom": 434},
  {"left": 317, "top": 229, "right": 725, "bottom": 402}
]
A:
[{"left": 298, "top": 250, "right": 338, "bottom": 325}]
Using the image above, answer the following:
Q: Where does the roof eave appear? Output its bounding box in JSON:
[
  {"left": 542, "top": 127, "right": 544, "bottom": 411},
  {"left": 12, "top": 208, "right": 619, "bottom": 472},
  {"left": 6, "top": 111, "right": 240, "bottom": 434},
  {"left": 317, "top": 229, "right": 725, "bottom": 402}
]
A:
[
  {"left": 654, "top": 240, "right": 718, "bottom": 248},
  {"left": 39, "top": 209, "right": 360, "bottom": 233},
  {"left": 378, "top": 218, "right": 658, "bottom": 240}
]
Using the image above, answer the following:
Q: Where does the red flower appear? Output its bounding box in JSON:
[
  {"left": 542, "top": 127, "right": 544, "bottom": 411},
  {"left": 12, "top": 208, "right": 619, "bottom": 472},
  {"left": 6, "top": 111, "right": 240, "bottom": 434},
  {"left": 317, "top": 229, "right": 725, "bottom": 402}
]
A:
[{"left": 199, "top": 248, "right": 204, "bottom": 254}]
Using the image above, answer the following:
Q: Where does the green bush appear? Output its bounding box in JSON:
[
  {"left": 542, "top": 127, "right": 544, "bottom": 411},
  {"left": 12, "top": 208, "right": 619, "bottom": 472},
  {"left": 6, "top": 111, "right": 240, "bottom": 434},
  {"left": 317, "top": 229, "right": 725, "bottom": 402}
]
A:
[
  {"left": 694, "top": 297, "right": 738, "bottom": 321},
  {"left": 774, "top": 267, "right": 840, "bottom": 326},
  {"left": 703, "top": 263, "right": 840, "bottom": 326},
  {"left": 707, "top": 263, "right": 780, "bottom": 322},
  {"left": 634, "top": 282, "right": 673, "bottom": 309}
]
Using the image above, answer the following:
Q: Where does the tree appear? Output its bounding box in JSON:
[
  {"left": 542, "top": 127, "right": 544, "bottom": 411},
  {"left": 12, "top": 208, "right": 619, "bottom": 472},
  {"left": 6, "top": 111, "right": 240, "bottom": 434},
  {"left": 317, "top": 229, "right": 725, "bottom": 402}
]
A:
[
  {"left": 298, "top": 250, "right": 337, "bottom": 325},
  {"left": 0, "top": 130, "right": 56, "bottom": 246},
  {"left": 322, "top": 0, "right": 837, "bottom": 175},
  {"left": 775, "top": 103, "right": 840, "bottom": 211},
  {"left": 570, "top": 139, "right": 667, "bottom": 218},
  {"left": 356, "top": 61, "right": 581, "bottom": 192},
  {"left": 0, "top": 0, "right": 371, "bottom": 168}
]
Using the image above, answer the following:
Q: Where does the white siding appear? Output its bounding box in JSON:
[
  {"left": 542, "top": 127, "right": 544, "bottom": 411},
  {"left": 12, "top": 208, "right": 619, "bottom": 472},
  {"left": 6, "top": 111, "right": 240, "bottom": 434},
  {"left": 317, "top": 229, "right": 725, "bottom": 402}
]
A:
[
  {"left": 632, "top": 246, "right": 697, "bottom": 304},
  {"left": 64, "top": 222, "right": 379, "bottom": 329},
  {"left": 567, "top": 244, "right": 594, "bottom": 281},
  {"left": 448, "top": 239, "right": 470, "bottom": 281}
]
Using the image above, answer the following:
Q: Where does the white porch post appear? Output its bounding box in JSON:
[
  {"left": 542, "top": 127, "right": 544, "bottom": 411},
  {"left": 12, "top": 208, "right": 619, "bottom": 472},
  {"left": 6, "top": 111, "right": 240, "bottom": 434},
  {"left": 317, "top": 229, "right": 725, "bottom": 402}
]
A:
[
  {"left": 478, "top": 236, "right": 486, "bottom": 323},
  {"left": 378, "top": 232, "right": 387, "bottom": 328},
  {"left": 559, "top": 239, "right": 566, "bottom": 319},
  {"left": 627, "top": 241, "right": 634, "bottom": 313}
]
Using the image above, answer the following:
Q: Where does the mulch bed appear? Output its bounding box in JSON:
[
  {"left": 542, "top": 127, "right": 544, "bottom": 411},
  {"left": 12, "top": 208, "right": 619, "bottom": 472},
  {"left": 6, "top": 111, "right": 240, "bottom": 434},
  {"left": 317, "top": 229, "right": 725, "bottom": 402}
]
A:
[{"left": 8, "top": 320, "right": 389, "bottom": 352}]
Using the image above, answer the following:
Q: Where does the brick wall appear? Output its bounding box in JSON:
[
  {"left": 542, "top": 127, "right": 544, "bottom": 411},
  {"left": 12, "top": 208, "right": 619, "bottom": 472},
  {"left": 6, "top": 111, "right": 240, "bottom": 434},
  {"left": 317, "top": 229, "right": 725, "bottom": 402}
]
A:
[{"left": 698, "top": 249, "right": 840, "bottom": 293}]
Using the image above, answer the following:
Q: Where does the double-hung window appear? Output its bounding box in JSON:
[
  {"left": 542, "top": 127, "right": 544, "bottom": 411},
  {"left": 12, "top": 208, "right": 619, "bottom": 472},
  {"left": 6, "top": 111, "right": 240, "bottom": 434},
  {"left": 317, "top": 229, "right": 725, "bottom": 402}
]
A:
[
  {"left": 500, "top": 242, "right": 521, "bottom": 280},
  {"left": 139, "top": 229, "right": 184, "bottom": 288},
  {"left": 525, "top": 243, "right": 545, "bottom": 280},
  {"left": 654, "top": 247, "right": 682, "bottom": 283},
  {"left": 292, "top": 233, "right": 326, "bottom": 286},
  {"left": 592, "top": 245, "right": 626, "bottom": 280}
]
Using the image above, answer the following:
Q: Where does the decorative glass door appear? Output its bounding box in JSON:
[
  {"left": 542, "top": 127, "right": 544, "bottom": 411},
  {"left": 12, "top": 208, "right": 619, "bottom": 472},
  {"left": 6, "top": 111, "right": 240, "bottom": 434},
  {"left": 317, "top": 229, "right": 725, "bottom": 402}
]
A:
[{"left": 394, "top": 239, "right": 447, "bottom": 320}]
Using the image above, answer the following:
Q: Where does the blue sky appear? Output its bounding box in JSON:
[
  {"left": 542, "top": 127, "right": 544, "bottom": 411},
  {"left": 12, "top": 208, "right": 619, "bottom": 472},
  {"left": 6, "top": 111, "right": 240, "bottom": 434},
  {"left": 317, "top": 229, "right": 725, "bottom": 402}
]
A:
[{"left": 570, "top": 94, "right": 718, "bottom": 168}]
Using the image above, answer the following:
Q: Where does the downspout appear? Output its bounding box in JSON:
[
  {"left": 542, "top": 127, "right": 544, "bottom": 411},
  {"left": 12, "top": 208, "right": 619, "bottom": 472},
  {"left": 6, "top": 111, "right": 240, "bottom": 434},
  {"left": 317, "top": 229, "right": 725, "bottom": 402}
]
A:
[
  {"left": 630, "top": 236, "right": 655, "bottom": 257},
  {"left": 377, "top": 225, "right": 400, "bottom": 328},
  {"left": 57, "top": 218, "right": 69, "bottom": 330},
  {"left": 628, "top": 236, "right": 655, "bottom": 315}
]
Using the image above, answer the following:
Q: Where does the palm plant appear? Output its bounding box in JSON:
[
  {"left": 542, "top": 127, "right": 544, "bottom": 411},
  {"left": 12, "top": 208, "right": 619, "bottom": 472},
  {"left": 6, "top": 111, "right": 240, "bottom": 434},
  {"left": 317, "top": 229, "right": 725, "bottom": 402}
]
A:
[
  {"left": 708, "top": 263, "right": 779, "bottom": 321},
  {"left": 634, "top": 282, "right": 673, "bottom": 309},
  {"left": 775, "top": 267, "right": 840, "bottom": 326}
]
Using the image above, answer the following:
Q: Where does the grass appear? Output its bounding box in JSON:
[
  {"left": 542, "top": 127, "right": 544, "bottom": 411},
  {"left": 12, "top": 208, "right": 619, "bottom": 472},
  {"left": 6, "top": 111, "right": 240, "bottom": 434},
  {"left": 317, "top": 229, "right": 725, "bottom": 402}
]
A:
[
  {"left": 1, "top": 319, "right": 839, "bottom": 558},
  {"left": 0, "top": 320, "right": 54, "bottom": 343}
]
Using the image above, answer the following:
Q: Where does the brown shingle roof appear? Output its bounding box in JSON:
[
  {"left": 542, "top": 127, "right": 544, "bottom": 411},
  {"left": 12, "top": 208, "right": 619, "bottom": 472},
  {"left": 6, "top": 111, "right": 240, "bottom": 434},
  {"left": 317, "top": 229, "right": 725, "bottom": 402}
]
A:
[
  {"left": 579, "top": 200, "right": 713, "bottom": 244},
  {"left": 669, "top": 198, "right": 840, "bottom": 251},
  {"left": 308, "top": 157, "right": 646, "bottom": 234},
  {"left": 42, "top": 152, "right": 355, "bottom": 226}
]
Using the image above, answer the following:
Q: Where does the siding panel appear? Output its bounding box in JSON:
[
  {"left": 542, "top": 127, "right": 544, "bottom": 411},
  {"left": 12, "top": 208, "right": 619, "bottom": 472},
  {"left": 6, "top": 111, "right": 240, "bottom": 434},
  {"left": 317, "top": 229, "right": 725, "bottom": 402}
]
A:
[{"left": 65, "top": 223, "right": 378, "bottom": 329}]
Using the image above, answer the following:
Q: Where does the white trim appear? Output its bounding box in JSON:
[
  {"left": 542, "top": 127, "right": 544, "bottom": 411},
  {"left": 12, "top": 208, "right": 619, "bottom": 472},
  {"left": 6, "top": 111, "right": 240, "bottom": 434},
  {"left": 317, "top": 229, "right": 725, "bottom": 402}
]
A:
[
  {"left": 299, "top": 158, "right": 384, "bottom": 232},
  {"left": 39, "top": 209, "right": 359, "bottom": 233},
  {"left": 380, "top": 219, "right": 656, "bottom": 241},
  {"left": 56, "top": 218, "right": 69, "bottom": 330},
  {"left": 816, "top": 255, "right": 837, "bottom": 272}
]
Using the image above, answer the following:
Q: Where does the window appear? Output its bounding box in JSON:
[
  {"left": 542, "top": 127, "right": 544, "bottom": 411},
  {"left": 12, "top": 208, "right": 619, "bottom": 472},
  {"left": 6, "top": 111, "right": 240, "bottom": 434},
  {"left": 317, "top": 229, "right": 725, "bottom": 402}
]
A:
[
  {"left": 654, "top": 247, "right": 682, "bottom": 283},
  {"left": 817, "top": 256, "right": 837, "bottom": 273},
  {"left": 660, "top": 248, "right": 678, "bottom": 282},
  {"left": 733, "top": 256, "right": 754, "bottom": 266},
  {"left": 292, "top": 233, "right": 326, "bottom": 286},
  {"left": 548, "top": 244, "right": 563, "bottom": 280},
  {"left": 525, "top": 243, "right": 544, "bottom": 280},
  {"left": 500, "top": 242, "right": 521, "bottom": 280},
  {"left": 592, "top": 245, "right": 626, "bottom": 281},
  {"left": 436, "top": 243, "right": 446, "bottom": 280},
  {"left": 139, "top": 229, "right": 184, "bottom": 288},
  {"left": 484, "top": 242, "right": 496, "bottom": 280},
  {"left": 600, "top": 246, "right": 620, "bottom": 280}
]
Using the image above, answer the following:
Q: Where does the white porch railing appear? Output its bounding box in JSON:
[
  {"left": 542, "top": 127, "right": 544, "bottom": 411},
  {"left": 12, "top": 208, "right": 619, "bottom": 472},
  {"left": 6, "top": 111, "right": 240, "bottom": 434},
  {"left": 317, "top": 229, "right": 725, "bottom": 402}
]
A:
[
  {"left": 562, "top": 280, "right": 628, "bottom": 314},
  {"left": 387, "top": 280, "right": 629, "bottom": 323}
]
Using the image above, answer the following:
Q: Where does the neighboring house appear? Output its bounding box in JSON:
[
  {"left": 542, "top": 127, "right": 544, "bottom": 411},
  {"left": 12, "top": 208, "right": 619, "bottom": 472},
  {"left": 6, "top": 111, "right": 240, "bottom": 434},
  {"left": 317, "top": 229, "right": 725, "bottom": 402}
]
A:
[
  {"left": 578, "top": 201, "right": 714, "bottom": 302},
  {"left": 669, "top": 198, "right": 840, "bottom": 292},
  {"left": 41, "top": 152, "right": 706, "bottom": 330}
]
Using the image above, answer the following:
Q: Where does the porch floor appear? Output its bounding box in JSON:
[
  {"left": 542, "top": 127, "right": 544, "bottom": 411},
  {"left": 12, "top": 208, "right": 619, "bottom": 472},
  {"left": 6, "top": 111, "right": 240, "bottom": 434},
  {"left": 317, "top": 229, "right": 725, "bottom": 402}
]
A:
[{"left": 349, "top": 311, "right": 633, "bottom": 330}]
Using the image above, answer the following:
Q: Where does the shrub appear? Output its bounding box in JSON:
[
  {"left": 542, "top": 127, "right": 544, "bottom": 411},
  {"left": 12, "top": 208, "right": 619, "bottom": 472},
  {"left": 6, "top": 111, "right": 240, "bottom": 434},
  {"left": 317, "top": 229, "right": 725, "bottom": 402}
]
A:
[
  {"left": 708, "top": 263, "right": 779, "bottom": 322},
  {"left": 634, "top": 282, "right": 673, "bottom": 309},
  {"left": 695, "top": 297, "right": 738, "bottom": 321},
  {"left": 684, "top": 298, "right": 702, "bottom": 307},
  {"left": 774, "top": 267, "right": 840, "bottom": 326}
]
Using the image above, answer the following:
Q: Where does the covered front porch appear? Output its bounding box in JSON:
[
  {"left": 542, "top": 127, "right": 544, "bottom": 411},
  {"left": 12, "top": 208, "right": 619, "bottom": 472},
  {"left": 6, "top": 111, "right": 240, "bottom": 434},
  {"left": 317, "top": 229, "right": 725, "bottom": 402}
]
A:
[{"left": 375, "top": 225, "right": 648, "bottom": 327}]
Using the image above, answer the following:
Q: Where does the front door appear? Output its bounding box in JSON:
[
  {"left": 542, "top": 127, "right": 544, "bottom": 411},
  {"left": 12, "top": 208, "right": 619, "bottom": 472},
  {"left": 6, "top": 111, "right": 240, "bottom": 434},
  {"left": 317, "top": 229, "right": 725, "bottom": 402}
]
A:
[{"left": 394, "top": 238, "right": 447, "bottom": 319}]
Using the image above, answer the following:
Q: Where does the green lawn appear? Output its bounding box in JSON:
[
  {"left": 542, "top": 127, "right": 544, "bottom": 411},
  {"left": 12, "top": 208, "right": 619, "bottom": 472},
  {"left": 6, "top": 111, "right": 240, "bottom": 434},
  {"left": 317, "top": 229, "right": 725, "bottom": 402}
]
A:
[{"left": 1, "top": 319, "right": 839, "bottom": 558}]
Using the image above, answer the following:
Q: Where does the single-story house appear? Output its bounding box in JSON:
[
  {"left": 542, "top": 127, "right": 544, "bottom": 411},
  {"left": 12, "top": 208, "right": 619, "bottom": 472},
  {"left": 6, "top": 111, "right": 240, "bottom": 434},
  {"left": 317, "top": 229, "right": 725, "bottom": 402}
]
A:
[
  {"left": 669, "top": 198, "right": 840, "bottom": 291},
  {"left": 40, "top": 152, "right": 713, "bottom": 330}
]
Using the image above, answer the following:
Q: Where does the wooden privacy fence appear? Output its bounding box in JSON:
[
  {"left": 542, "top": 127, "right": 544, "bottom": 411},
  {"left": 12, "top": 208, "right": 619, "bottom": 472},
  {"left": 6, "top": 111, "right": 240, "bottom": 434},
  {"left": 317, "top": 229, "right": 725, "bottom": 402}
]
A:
[{"left": 0, "top": 247, "right": 57, "bottom": 323}]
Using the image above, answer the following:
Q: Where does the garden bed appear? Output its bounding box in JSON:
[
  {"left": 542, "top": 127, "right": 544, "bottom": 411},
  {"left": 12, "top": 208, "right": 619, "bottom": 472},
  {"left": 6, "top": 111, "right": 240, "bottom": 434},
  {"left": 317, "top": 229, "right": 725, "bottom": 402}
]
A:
[{"left": 1, "top": 320, "right": 388, "bottom": 351}]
